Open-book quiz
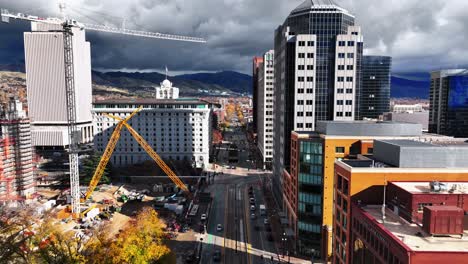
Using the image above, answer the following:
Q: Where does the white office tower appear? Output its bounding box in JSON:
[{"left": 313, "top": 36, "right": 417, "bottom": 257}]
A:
[
  {"left": 24, "top": 22, "right": 93, "bottom": 147},
  {"left": 257, "top": 50, "right": 275, "bottom": 169},
  {"left": 155, "top": 79, "right": 179, "bottom": 99},
  {"left": 333, "top": 26, "right": 363, "bottom": 120}
]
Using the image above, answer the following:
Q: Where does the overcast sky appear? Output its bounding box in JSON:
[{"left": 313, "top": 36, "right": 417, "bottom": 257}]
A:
[{"left": 0, "top": 0, "right": 467, "bottom": 75}]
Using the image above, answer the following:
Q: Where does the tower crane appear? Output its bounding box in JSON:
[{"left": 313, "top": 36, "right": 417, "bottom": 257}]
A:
[{"left": 1, "top": 4, "right": 205, "bottom": 215}]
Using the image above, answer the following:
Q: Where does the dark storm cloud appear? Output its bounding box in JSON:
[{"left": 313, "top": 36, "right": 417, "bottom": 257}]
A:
[{"left": 0, "top": 0, "right": 467, "bottom": 74}]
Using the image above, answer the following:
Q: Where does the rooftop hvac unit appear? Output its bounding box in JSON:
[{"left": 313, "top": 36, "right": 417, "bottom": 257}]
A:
[{"left": 430, "top": 181, "right": 448, "bottom": 192}]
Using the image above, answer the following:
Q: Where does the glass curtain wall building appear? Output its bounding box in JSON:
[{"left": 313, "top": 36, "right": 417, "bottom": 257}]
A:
[
  {"left": 360, "top": 56, "right": 392, "bottom": 119},
  {"left": 429, "top": 69, "right": 468, "bottom": 137},
  {"left": 297, "top": 138, "right": 324, "bottom": 256}
]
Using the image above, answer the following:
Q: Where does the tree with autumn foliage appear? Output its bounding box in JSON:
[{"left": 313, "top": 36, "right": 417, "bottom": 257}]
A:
[{"left": 0, "top": 207, "right": 172, "bottom": 264}]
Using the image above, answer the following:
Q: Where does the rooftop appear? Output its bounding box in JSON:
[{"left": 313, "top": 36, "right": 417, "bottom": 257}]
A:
[
  {"left": 361, "top": 205, "right": 468, "bottom": 252},
  {"left": 373, "top": 140, "right": 468, "bottom": 168},
  {"left": 315, "top": 121, "right": 423, "bottom": 137},
  {"left": 391, "top": 181, "right": 468, "bottom": 195},
  {"left": 291, "top": 0, "right": 351, "bottom": 16},
  {"left": 93, "top": 98, "right": 210, "bottom": 105}
]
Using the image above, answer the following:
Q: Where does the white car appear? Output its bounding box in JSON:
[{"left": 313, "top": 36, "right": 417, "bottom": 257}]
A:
[
  {"left": 263, "top": 218, "right": 269, "bottom": 225},
  {"left": 201, "top": 214, "right": 207, "bottom": 221},
  {"left": 217, "top": 224, "right": 223, "bottom": 232}
]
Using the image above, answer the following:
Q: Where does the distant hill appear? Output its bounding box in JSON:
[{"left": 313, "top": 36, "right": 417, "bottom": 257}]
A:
[
  {"left": 391, "top": 73, "right": 430, "bottom": 99},
  {"left": 0, "top": 63, "right": 433, "bottom": 99},
  {"left": 91, "top": 70, "right": 250, "bottom": 97},
  {"left": 177, "top": 71, "right": 253, "bottom": 94}
]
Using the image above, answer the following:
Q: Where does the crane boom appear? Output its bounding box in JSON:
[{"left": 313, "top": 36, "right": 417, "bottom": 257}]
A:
[
  {"left": 1, "top": 9, "right": 206, "bottom": 43},
  {"left": 122, "top": 122, "right": 190, "bottom": 193},
  {"left": 84, "top": 23, "right": 206, "bottom": 43},
  {"left": 82, "top": 107, "right": 142, "bottom": 202},
  {"left": 107, "top": 114, "right": 189, "bottom": 193}
]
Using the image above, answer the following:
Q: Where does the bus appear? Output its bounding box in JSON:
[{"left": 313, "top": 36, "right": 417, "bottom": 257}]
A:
[{"left": 259, "top": 204, "right": 266, "bottom": 216}]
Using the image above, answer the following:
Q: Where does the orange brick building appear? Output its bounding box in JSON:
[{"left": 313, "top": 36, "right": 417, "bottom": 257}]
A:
[{"left": 333, "top": 139, "right": 468, "bottom": 264}]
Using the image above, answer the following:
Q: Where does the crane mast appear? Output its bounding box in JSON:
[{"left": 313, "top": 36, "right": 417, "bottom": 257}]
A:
[{"left": 62, "top": 22, "right": 81, "bottom": 215}]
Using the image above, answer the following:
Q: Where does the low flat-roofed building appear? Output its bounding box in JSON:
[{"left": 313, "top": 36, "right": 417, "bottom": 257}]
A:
[
  {"left": 387, "top": 181, "right": 468, "bottom": 224},
  {"left": 333, "top": 139, "right": 468, "bottom": 264},
  {"left": 350, "top": 203, "right": 468, "bottom": 264}
]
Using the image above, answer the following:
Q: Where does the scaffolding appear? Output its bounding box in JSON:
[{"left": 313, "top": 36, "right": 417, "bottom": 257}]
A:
[{"left": 0, "top": 98, "right": 35, "bottom": 205}]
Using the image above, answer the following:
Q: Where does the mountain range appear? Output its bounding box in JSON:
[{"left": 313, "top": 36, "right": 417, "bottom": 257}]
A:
[{"left": 0, "top": 64, "right": 431, "bottom": 99}]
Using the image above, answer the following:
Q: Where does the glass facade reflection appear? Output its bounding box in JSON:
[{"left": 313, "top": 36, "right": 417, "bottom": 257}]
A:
[
  {"left": 429, "top": 70, "right": 468, "bottom": 137},
  {"left": 360, "top": 56, "right": 391, "bottom": 119},
  {"left": 297, "top": 140, "right": 323, "bottom": 256}
]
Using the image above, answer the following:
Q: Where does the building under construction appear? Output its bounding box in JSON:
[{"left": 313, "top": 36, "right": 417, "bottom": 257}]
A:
[{"left": 0, "top": 97, "right": 35, "bottom": 205}]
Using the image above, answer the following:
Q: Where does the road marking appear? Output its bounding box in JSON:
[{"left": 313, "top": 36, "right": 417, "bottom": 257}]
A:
[{"left": 222, "top": 185, "right": 228, "bottom": 263}]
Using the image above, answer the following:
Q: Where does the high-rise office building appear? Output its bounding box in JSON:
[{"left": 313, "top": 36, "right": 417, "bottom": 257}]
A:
[
  {"left": 272, "top": 0, "right": 363, "bottom": 208},
  {"left": 24, "top": 22, "right": 94, "bottom": 148},
  {"left": 429, "top": 69, "right": 468, "bottom": 137},
  {"left": 252, "top": 56, "right": 264, "bottom": 133},
  {"left": 257, "top": 50, "right": 275, "bottom": 169},
  {"left": 360, "top": 56, "right": 391, "bottom": 119}
]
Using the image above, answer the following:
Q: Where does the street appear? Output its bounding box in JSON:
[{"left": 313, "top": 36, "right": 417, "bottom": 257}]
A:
[{"left": 198, "top": 127, "right": 279, "bottom": 264}]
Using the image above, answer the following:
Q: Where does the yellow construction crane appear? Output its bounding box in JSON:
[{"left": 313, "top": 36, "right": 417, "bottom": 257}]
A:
[{"left": 82, "top": 106, "right": 190, "bottom": 204}]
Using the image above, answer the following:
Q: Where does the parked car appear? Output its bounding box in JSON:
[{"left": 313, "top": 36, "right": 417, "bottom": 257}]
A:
[
  {"left": 217, "top": 224, "right": 223, "bottom": 232},
  {"left": 250, "top": 213, "right": 256, "bottom": 220},
  {"left": 250, "top": 205, "right": 256, "bottom": 211},
  {"left": 213, "top": 250, "right": 221, "bottom": 262},
  {"left": 263, "top": 218, "right": 269, "bottom": 225},
  {"left": 201, "top": 214, "right": 207, "bottom": 221}
]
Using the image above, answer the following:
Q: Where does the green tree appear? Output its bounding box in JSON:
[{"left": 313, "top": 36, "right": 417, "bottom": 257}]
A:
[{"left": 81, "top": 153, "right": 112, "bottom": 185}]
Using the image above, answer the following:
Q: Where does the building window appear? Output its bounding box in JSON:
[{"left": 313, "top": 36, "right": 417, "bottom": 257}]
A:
[
  {"left": 345, "top": 112, "right": 352, "bottom": 117},
  {"left": 336, "top": 147, "right": 345, "bottom": 153},
  {"left": 338, "top": 53, "right": 345, "bottom": 58},
  {"left": 337, "top": 77, "right": 344, "bottom": 82},
  {"left": 346, "top": 77, "right": 353, "bottom": 82},
  {"left": 297, "top": 123, "right": 304, "bottom": 128},
  {"left": 336, "top": 112, "right": 343, "bottom": 117},
  {"left": 297, "top": 100, "right": 304, "bottom": 105},
  {"left": 345, "top": 100, "right": 352, "bottom": 105},
  {"left": 337, "top": 100, "right": 343, "bottom": 105},
  {"left": 298, "top": 65, "right": 305, "bottom": 70},
  {"left": 298, "top": 77, "right": 305, "bottom": 82},
  {"left": 347, "top": 41, "right": 355, "bottom": 46},
  {"left": 297, "top": 112, "right": 304, "bottom": 117},
  {"left": 306, "top": 123, "right": 313, "bottom": 128},
  {"left": 307, "top": 53, "right": 314, "bottom": 58},
  {"left": 298, "top": 88, "right": 304, "bottom": 94},
  {"left": 346, "top": 65, "right": 354, "bottom": 70},
  {"left": 306, "top": 100, "right": 313, "bottom": 105},
  {"left": 306, "top": 88, "right": 313, "bottom": 93},
  {"left": 298, "top": 41, "right": 306, "bottom": 46},
  {"left": 338, "top": 65, "right": 345, "bottom": 70},
  {"left": 307, "top": 41, "right": 315, "bottom": 46},
  {"left": 307, "top": 65, "right": 314, "bottom": 70},
  {"left": 337, "top": 89, "right": 344, "bottom": 94},
  {"left": 306, "top": 77, "right": 314, "bottom": 82},
  {"left": 346, "top": 89, "right": 353, "bottom": 93},
  {"left": 306, "top": 112, "right": 313, "bottom": 117},
  {"left": 347, "top": 53, "right": 354, "bottom": 59},
  {"left": 338, "top": 41, "right": 346, "bottom": 46},
  {"left": 298, "top": 53, "right": 305, "bottom": 58}
]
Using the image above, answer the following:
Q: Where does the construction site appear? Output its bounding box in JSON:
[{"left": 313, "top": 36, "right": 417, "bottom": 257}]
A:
[{"left": 0, "top": 3, "right": 211, "bottom": 263}]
